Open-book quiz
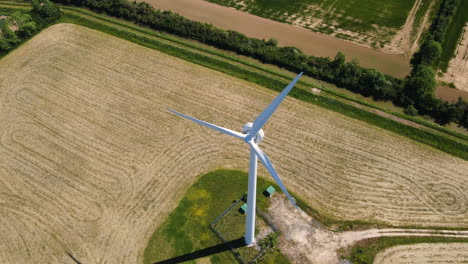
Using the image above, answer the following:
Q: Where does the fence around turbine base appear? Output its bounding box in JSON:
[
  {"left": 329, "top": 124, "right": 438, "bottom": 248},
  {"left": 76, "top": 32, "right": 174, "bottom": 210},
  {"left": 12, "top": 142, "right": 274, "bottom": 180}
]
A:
[{"left": 209, "top": 195, "right": 281, "bottom": 264}]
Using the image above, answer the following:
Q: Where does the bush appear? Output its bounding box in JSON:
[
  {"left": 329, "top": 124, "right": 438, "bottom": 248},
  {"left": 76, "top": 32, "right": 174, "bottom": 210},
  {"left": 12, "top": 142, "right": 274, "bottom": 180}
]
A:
[
  {"left": 404, "top": 105, "right": 418, "bottom": 116},
  {"left": 259, "top": 232, "right": 279, "bottom": 250}
]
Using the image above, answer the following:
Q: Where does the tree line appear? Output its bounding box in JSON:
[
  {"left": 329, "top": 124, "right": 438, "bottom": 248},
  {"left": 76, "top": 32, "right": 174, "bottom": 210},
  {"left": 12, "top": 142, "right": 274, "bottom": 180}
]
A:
[
  {"left": 403, "top": 0, "right": 467, "bottom": 126},
  {"left": 0, "top": 0, "right": 61, "bottom": 54},
  {"left": 48, "top": 0, "right": 467, "bottom": 128}
]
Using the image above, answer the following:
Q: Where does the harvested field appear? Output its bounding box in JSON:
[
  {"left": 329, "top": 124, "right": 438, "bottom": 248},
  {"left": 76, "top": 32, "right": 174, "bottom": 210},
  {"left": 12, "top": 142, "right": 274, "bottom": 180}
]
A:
[
  {"left": 374, "top": 243, "right": 468, "bottom": 263},
  {"left": 268, "top": 196, "right": 468, "bottom": 264},
  {"left": 439, "top": 23, "right": 468, "bottom": 92},
  {"left": 138, "top": 0, "right": 411, "bottom": 78},
  {"left": 0, "top": 23, "right": 467, "bottom": 263}
]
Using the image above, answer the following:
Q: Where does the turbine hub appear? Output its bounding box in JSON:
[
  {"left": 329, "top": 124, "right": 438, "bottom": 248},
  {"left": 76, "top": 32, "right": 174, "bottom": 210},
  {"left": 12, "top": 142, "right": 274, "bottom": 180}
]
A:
[{"left": 242, "top": 122, "right": 264, "bottom": 143}]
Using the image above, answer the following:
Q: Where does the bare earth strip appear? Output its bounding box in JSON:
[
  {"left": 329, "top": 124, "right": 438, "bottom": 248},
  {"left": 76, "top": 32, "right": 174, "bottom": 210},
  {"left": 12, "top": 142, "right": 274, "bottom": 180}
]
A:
[
  {"left": 137, "top": 0, "right": 411, "bottom": 78},
  {"left": 268, "top": 196, "right": 468, "bottom": 264},
  {"left": 374, "top": 243, "right": 468, "bottom": 263},
  {"left": 390, "top": 0, "right": 434, "bottom": 57},
  {"left": 439, "top": 23, "right": 468, "bottom": 92},
  {"left": 0, "top": 24, "right": 467, "bottom": 263}
]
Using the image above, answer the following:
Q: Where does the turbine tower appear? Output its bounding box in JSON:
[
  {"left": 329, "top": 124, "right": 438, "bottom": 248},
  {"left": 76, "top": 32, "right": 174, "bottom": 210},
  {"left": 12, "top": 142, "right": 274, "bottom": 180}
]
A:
[{"left": 168, "top": 72, "right": 303, "bottom": 245}]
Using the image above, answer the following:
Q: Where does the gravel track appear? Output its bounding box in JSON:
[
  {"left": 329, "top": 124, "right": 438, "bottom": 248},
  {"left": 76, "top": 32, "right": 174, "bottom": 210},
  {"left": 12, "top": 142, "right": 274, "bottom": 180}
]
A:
[{"left": 268, "top": 196, "right": 468, "bottom": 264}]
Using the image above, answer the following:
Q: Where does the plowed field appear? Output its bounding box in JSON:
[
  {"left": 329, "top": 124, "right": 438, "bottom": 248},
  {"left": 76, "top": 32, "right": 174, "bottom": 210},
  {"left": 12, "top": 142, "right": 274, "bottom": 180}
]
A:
[{"left": 0, "top": 23, "right": 467, "bottom": 263}]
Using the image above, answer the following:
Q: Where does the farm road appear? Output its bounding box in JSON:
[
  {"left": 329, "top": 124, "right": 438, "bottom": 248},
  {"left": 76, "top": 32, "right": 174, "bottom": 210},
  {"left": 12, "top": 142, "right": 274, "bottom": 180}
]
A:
[
  {"left": 137, "top": 0, "right": 411, "bottom": 78},
  {"left": 269, "top": 196, "right": 468, "bottom": 264}
]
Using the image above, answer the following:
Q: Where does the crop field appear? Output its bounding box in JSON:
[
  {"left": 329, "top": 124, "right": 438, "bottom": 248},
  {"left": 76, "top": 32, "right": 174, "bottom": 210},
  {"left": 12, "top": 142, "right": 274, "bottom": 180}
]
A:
[
  {"left": 204, "top": 0, "right": 436, "bottom": 55},
  {"left": 373, "top": 243, "right": 468, "bottom": 263},
  {"left": 0, "top": 23, "right": 467, "bottom": 263},
  {"left": 439, "top": 23, "right": 468, "bottom": 92},
  {"left": 437, "top": 0, "right": 468, "bottom": 93}
]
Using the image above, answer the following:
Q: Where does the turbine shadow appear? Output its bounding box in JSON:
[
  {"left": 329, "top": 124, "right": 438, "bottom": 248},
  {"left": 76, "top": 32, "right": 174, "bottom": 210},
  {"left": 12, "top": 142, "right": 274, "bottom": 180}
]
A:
[{"left": 154, "top": 237, "right": 246, "bottom": 264}]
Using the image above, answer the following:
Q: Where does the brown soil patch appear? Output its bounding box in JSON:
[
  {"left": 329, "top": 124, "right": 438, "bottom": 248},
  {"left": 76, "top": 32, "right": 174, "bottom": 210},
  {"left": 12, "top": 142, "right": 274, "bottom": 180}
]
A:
[
  {"left": 137, "top": 0, "right": 411, "bottom": 78},
  {"left": 436, "top": 85, "right": 468, "bottom": 102},
  {"left": 0, "top": 24, "right": 467, "bottom": 263},
  {"left": 374, "top": 243, "right": 468, "bottom": 263},
  {"left": 389, "top": 0, "right": 434, "bottom": 57},
  {"left": 439, "top": 23, "right": 468, "bottom": 93}
]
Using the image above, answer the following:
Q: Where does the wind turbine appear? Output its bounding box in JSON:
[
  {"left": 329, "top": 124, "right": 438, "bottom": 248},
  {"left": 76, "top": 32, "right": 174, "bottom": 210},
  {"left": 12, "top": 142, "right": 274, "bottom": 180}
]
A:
[{"left": 168, "top": 72, "right": 303, "bottom": 245}]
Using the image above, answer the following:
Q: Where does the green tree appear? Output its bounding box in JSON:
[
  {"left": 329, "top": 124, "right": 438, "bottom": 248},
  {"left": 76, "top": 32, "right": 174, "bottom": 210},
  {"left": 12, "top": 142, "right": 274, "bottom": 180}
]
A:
[
  {"left": 8, "top": 11, "right": 37, "bottom": 38},
  {"left": 18, "top": 21, "right": 37, "bottom": 38},
  {"left": 420, "top": 40, "right": 442, "bottom": 65},
  {"left": 0, "top": 23, "right": 20, "bottom": 52},
  {"left": 332, "top": 51, "right": 345, "bottom": 68},
  {"left": 405, "top": 65, "right": 437, "bottom": 102},
  {"left": 32, "top": 0, "right": 61, "bottom": 25}
]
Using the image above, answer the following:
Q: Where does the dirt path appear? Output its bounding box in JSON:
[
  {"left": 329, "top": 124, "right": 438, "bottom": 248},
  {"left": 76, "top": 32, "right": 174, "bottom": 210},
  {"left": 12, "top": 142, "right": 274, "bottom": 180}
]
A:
[
  {"left": 390, "top": 0, "right": 434, "bottom": 57},
  {"left": 137, "top": 0, "right": 411, "bottom": 78},
  {"left": 268, "top": 196, "right": 468, "bottom": 264}
]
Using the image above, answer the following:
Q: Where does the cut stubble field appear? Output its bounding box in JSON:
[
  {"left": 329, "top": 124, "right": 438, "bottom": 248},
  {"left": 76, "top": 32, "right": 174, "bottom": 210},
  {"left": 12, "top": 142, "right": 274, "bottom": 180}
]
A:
[
  {"left": 373, "top": 243, "right": 468, "bottom": 263},
  {"left": 0, "top": 24, "right": 467, "bottom": 263}
]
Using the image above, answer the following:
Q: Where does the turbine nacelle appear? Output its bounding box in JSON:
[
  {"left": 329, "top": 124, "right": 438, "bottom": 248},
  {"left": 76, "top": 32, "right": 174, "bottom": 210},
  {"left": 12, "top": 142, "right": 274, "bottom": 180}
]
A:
[{"left": 242, "top": 122, "right": 264, "bottom": 143}]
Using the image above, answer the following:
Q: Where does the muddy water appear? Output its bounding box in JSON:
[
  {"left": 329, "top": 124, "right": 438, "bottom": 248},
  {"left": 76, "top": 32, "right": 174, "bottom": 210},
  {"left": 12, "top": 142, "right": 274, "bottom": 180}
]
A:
[
  {"left": 436, "top": 86, "right": 468, "bottom": 102},
  {"left": 138, "top": 0, "right": 411, "bottom": 78}
]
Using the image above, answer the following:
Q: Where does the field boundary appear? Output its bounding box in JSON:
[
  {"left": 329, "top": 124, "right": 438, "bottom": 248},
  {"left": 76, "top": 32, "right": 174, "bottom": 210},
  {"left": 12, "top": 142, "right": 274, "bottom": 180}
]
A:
[
  {"left": 1, "top": 0, "right": 466, "bottom": 142},
  {"left": 0, "top": 2, "right": 467, "bottom": 160},
  {"left": 54, "top": 4, "right": 468, "bottom": 143}
]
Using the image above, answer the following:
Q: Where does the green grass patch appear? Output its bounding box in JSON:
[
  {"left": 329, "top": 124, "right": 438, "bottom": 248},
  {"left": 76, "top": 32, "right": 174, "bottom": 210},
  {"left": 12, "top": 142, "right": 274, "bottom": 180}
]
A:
[
  {"left": 345, "top": 236, "right": 468, "bottom": 264},
  {"left": 143, "top": 169, "right": 290, "bottom": 264},
  {"left": 439, "top": 0, "right": 468, "bottom": 71}
]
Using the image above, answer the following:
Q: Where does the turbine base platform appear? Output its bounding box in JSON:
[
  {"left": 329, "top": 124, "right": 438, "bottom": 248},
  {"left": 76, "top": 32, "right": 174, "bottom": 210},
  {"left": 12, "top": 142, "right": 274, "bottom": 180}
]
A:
[{"left": 209, "top": 195, "right": 280, "bottom": 263}]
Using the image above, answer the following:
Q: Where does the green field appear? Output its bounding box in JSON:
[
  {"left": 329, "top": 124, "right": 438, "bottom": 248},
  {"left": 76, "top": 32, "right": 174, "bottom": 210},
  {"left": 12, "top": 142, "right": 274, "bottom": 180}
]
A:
[
  {"left": 143, "top": 170, "right": 290, "bottom": 264},
  {"left": 206, "top": 0, "right": 415, "bottom": 32},
  {"left": 439, "top": 0, "right": 468, "bottom": 71}
]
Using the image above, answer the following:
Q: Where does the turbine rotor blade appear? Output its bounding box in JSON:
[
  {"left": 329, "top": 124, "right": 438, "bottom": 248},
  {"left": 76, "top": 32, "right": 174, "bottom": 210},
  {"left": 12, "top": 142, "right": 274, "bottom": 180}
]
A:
[
  {"left": 249, "top": 142, "right": 297, "bottom": 207},
  {"left": 168, "top": 109, "right": 245, "bottom": 140},
  {"left": 245, "top": 72, "right": 303, "bottom": 142}
]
